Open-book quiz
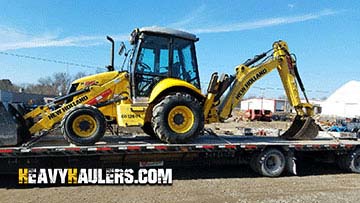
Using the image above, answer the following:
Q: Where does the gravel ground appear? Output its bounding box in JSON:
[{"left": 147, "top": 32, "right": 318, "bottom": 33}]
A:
[{"left": 1, "top": 164, "right": 360, "bottom": 203}]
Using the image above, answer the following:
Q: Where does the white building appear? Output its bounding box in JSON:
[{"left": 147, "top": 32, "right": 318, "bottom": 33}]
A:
[
  {"left": 240, "top": 98, "right": 322, "bottom": 113},
  {"left": 240, "top": 98, "right": 289, "bottom": 112}
]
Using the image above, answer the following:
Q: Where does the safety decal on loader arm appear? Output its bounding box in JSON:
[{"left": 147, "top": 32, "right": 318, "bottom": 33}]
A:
[{"left": 87, "top": 89, "right": 113, "bottom": 105}]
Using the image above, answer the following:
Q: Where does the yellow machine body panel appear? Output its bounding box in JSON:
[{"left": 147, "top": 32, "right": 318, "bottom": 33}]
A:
[
  {"left": 73, "top": 71, "right": 131, "bottom": 120},
  {"left": 72, "top": 71, "right": 120, "bottom": 86},
  {"left": 116, "top": 103, "right": 146, "bottom": 127}
]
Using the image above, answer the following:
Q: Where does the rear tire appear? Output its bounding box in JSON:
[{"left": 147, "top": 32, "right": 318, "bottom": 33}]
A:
[
  {"left": 61, "top": 104, "right": 106, "bottom": 146},
  {"left": 251, "top": 148, "right": 286, "bottom": 177},
  {"left": 151, "top": 93, "right": 204, "bottom": 144}
]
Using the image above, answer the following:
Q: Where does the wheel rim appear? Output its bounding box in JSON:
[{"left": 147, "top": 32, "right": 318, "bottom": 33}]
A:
[
  {"left": 265, "top": 154, "right": 282, "bottom": 171},
  {"left": 72, "top": 115, "right": 97, "bottom": 138},
  {"left": 167, "top": 105, "right": 194, "bottom": 134}
]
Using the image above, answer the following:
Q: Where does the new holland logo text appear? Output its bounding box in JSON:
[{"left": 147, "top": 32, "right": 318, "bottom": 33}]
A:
[
  {"left": 47, "top": 95, "right": 89, "bottom": 120},
  {"left": 18, "top": 168, "right": 172, "bottom": 185},
  {"left": 235, "top": 69, "right": 267, "bottom": 100}
]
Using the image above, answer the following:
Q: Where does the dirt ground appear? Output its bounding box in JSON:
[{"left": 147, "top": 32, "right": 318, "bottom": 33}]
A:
[{"left": 1, "top": 121, "right": 360, "bottom": 203}]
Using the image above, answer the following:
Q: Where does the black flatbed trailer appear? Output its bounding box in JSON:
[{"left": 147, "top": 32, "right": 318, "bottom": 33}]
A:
[{"left": 1, "top": 134, "right": 360, "bottom": 176}]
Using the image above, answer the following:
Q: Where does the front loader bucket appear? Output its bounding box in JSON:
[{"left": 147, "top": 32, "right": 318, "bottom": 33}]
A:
[
  {"left": 280, "top": 115, "right": 319, "bottom": 140},
  {"left": 0, "top": 102, "right": 20, "bottom": 146}
]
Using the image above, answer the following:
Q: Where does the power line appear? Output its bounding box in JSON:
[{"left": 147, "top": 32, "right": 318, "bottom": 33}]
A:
[
  {"left": 200, "top": 81, "right": 330, "bottom": 93},
  {"left": 0, "top": 51, "right": 105, "bottom": 70},
  {"left": 0, "top": 51, "right": 331, "bottom": 94}
]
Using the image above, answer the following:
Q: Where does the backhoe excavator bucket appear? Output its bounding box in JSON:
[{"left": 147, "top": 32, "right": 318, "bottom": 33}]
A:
[{"left": 280, "top": 115, "right": 319, "bottom": 140}]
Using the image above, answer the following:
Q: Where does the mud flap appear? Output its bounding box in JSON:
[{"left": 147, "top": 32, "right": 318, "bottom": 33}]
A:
[
  {"left": 280, "top": 115, "right": 319, "bottom": 140},
  {"left": 285, "top": 151, "right": 297, "bottom": 175},
  {"left": 0, "top": 102, "right": 19, "bottom": 146}
]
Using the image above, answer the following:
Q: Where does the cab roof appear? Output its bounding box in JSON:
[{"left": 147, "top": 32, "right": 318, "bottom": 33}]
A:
[{"left": 139, "top": 26, "right": 198, "bottom": 41}]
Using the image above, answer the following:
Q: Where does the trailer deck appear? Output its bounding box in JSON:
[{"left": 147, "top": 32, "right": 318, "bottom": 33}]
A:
[
  {"left": 0, "top": 133, "right": 358, "bottom": 156},
  {"left": 1, "top": 133, "right": 359, "bottom": 175}
]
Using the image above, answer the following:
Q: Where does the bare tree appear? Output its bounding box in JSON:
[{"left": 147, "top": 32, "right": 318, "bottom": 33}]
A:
[
  {"left": 21, "top": 71, "right": 88, "bottom": 96},
  {"left": 0, "top": 79, "right": 19, "bottom": 92},
  {"left": 73, "top": 72, "right": 88, "bottom": 80},
  {"left": 53, "top": 72, "right": 72, "bottom": 96}
]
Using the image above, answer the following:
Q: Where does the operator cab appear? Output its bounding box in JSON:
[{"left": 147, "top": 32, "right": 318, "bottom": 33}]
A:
[{"left": 129, "top": 27, "right": 201, "bottom": 99}]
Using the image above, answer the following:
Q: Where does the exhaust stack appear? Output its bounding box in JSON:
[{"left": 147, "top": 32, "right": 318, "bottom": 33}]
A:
[{"left": 106, "top": 36, "right": 115, "bottom": 71}]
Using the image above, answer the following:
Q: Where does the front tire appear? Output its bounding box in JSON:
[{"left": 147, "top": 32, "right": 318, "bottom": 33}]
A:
[
  {"left": 151, "top": 93, "right": 204, "bottom": 143},
  {"left": 61, "top": 104, "right": 106, "bottom": 146}
]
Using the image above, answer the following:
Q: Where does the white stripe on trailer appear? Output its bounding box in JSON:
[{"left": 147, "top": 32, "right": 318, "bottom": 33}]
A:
[
  {"left": 20, "top": 149, "right": 31, "bottom": 153},
  {"left": 87, "top": 147, "right": 97, "bottom": 151},
  {"left": 55, "top": 148, "right": 66, "bottom": 151}
]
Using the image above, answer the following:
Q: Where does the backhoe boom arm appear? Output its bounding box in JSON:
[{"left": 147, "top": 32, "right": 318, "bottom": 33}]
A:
[
  {"left": 204, "top": 40, "right": 318, "bottom": 140},
  {"left": 218, "top": 41, "right": 313, "bottom": 120}
]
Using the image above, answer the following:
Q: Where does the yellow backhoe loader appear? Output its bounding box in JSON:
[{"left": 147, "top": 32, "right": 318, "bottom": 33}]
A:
[{"left": 0, "top": 27, "right": 319, "bottom": 146}]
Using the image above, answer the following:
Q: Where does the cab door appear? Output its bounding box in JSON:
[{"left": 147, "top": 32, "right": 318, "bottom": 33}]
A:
[{"left": 132, "top": 35, "right": 170, "bottom": 99}]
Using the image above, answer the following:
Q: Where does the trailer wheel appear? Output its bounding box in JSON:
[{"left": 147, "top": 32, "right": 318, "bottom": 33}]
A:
[
  {"left": 61, "top": 105, "right": 106, "bottom": 146},
  {"left": 251, "top": 148, "right": 286, "bottom": 177},
  {"left": 337, "top": 148, "right": 360, "bottom": 173},
  {"left": 151, "top": 93, "right": 204, "bottom": 143}
]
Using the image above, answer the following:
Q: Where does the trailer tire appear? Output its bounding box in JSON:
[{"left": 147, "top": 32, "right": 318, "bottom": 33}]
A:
[
  {"left": 61, "top": 105, "right": 106, "bottom": 146},
  {"left": 337, "top": 148, "right": 360, "bottom": 173},
  {"left": 251, "top": 148, "right": 286, "bottom": 177},
  {"left": 151, "top": 93, "right": 204, "bottom": 144}
]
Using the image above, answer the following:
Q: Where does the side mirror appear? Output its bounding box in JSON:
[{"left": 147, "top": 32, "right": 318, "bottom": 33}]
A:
[{"left": 119, "top": 42, "right": 126, "bottom": 56}]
